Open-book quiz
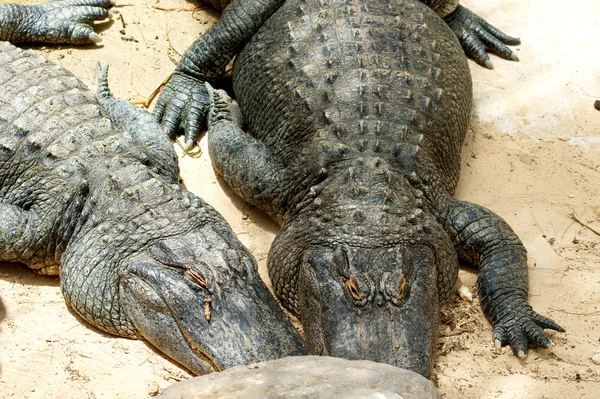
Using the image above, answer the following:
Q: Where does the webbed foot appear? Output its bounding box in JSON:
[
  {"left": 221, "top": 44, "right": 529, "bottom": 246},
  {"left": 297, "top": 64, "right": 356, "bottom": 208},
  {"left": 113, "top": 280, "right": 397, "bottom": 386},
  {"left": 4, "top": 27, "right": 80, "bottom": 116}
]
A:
[{"left": 444, "top": 4, "right": 520, "bottom": 69}]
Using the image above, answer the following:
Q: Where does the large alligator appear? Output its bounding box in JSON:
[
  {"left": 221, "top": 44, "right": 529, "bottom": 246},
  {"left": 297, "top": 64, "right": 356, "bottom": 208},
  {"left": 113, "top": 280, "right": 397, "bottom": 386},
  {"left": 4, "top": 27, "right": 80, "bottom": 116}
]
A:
[
  {"left": 0, "top": 0, "right": 306, "bottom": 375},
  {"left": 155, "top": 0, "right": 564, "bottom": 376}
]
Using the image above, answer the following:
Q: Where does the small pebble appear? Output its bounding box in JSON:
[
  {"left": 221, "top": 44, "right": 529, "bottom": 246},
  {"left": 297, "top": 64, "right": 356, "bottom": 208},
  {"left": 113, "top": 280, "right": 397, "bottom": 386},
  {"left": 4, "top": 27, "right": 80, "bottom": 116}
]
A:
[
  {"left": 568, "top": 194, "right": 574, "bottom": 198},
  {"left": 592, "top": 353, "right": 600, "bottom": 365},
  {"left": 594, "top": 100, "right": 600, "bottom": 111}
]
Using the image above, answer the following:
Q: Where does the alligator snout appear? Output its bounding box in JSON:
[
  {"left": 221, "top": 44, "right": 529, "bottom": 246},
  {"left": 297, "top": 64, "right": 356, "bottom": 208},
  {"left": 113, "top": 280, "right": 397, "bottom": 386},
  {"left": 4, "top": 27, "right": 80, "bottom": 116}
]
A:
[{"left": 296, "top": 243, "right": 440, "bottom": 377}]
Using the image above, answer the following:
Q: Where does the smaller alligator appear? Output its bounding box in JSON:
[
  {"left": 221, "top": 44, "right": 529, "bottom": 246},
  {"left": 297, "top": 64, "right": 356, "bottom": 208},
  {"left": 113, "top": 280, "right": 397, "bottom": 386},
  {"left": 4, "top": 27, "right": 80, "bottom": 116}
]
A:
[{"left": 0, "top": 0, "right": 306, "bottom": 375}]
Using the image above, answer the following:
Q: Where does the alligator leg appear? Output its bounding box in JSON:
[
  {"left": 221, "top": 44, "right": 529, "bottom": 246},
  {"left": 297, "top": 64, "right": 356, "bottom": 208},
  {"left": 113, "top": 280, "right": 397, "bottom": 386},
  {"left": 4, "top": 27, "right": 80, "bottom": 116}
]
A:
[
  {"left": 94, "top": 63, "right": 180, "bottom": 183},
  {"left": 441, "top": 197, "right": 564, "bottom": 356},
  {"left": 0, "top": 0, "right": 114, "bottom": 45},
  {"left": 205, "top": 85, "right": 292, "bottom": 221},
  {"left": 0, "top": 204, "right": 36, "bottom": 264},
  {"left": 0, "top": 176, "right": 86, "bottom": 275},
  {"left": 442, "top": 4, "right": 521, "bottom": 69},
  {"left": 154, "top": 0, "right": 286, "bottom": 148},
  {"left": 419, "top": 1, "right": 520, "bottom": 69}
]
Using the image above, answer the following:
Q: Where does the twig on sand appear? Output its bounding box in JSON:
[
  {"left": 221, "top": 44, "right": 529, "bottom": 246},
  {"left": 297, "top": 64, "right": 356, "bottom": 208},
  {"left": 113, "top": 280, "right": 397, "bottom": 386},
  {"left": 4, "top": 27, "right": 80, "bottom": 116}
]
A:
[
  {"left": 130, "top": 73, "right": 173, "bottom": 108},
  {"left": 570, "top": 211, "right": 600, "bottom": 237},
  {"left": 439, "top": 327, "right": 470, "bottom": 337},
  {"left": 129, "top": 15, "right": 148, "bottom": 46},
  {"left": 152, "top": 5, "right": 206, "bottom": 12}
]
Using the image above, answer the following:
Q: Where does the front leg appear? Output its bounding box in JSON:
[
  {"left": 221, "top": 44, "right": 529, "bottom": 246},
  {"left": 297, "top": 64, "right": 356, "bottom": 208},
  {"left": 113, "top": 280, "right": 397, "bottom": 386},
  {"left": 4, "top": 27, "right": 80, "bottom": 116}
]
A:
[
  {"left": 206, "top": 85, "right": 292, "bottom": 222},
  {"left": 440, "top": 197, "right": 564, "bottom": 356},
  {"left": 154, "top": 0, "right": 286, "bottom": 147},
  {"left": 0, "top": 0, "right": 114, "bottom": 45},
  {"left": 443, "top": 4, "right": 521, "bottom": 69}
]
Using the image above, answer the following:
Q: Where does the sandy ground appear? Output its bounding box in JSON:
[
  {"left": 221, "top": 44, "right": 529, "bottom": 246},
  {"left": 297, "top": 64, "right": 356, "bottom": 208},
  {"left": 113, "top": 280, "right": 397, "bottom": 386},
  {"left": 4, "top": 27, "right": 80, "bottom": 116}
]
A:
[{"left": 0, "top": 0, "right": 598, "bottom": 397}]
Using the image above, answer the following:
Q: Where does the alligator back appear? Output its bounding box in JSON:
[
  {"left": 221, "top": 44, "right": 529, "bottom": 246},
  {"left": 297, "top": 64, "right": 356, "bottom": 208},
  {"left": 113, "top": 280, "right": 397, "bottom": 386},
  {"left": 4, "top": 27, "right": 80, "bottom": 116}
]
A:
[
  {"left": 233, "top": 0, "right": 472, "bottom": 196},
  {"left": 0, "top": 42, "right": 173, "bottom": 274}
]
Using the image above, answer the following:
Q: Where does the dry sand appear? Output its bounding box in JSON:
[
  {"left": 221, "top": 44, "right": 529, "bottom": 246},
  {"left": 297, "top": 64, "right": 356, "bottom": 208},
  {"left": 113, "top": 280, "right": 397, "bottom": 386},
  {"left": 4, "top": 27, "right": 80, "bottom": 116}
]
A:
[{"left": 0, "top": 0, "right": 598, "bottom": 397}]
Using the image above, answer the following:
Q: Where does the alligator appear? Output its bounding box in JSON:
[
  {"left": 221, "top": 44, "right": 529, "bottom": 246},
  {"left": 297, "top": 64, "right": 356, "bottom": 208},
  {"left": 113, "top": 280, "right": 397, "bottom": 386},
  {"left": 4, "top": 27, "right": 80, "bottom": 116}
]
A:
[
  {"left": 0, "top": 0, "right": 306, "bottom": 375},
  {"left": 154, "top": 0, "right": 564, "bottom": 377}
]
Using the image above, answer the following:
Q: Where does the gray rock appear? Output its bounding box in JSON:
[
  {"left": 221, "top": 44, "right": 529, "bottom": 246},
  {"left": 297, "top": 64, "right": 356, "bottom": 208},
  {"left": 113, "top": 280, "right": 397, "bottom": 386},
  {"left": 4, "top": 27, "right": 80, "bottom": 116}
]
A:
[{"left": 157, "top": 356, "right": 440, "bottom": 399}]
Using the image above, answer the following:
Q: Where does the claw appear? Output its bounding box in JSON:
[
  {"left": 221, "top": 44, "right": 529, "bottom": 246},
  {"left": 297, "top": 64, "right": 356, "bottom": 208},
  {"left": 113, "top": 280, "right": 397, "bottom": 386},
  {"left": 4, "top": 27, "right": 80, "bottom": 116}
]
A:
[
  {"left": 444, "top": 5, "right": 520, "bottom": 68},
  {"left": 184, "top": 139, "right": 195, "bottom": 152},
  {"left": 494, "top": 339, "right": 502, "bottom": 349},
  {"left": 89, "top": 32, "right": 102, "bottom": 42},
  {"left": 517, "top": 350, "right": 526, "bottom": 359}
]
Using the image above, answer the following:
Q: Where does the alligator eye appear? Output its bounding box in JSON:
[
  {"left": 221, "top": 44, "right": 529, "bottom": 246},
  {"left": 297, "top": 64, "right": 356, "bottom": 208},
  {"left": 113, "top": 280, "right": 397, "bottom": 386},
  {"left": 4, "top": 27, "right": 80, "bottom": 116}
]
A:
[
  {"left": 398, "top": 274, "right": 407, "bottom": 298},
  {"left": 346, "top": 275, "right": 361, "bottom": 300},
  {"left": 186, "top": 265, "right": 209, "bottom": 290}
]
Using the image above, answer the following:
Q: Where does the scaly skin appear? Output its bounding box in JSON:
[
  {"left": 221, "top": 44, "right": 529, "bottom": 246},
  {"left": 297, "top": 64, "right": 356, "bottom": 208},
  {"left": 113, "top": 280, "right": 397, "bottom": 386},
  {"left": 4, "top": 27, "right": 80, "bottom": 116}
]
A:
[
  {"left": 155, "top": 0, "right": 520, "bottom": 142},
  {"left": 0, "top": 40, "right": 306, "bottom": 374},
  {"left": 0, "top": 0, "right": 114, "bottom": 44},
  {"left": 158, "top": 0, "right": 563, "bottom": 377}
]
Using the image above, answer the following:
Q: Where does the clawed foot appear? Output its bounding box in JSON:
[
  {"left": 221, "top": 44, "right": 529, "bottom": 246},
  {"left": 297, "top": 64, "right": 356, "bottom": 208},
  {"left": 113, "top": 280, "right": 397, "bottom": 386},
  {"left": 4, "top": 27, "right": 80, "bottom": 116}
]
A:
[
  {"left": 15, "top": 0, "right": 115, "bottom": 45},
  {"left": 444, "top": 5, "right": 521, "bottom": 69},
  {"left": 153, "top": 72, "right": 210, "bottom": 150},
  {"left": 492, "top": 302, "right": 565, "bottom": 358}
]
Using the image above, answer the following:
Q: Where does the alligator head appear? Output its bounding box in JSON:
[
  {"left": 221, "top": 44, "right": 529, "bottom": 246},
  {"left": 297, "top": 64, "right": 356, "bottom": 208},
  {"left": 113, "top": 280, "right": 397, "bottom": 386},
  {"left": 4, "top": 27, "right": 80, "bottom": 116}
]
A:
[
  {"left": 296, "top": 242, "right": 447, "bottom": 377},
  {"left": 117, "top": 224, "right": 307, "bottom": 374},
  {"left": 269, "top": 167, "right": 458, "bottom": 377}
]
